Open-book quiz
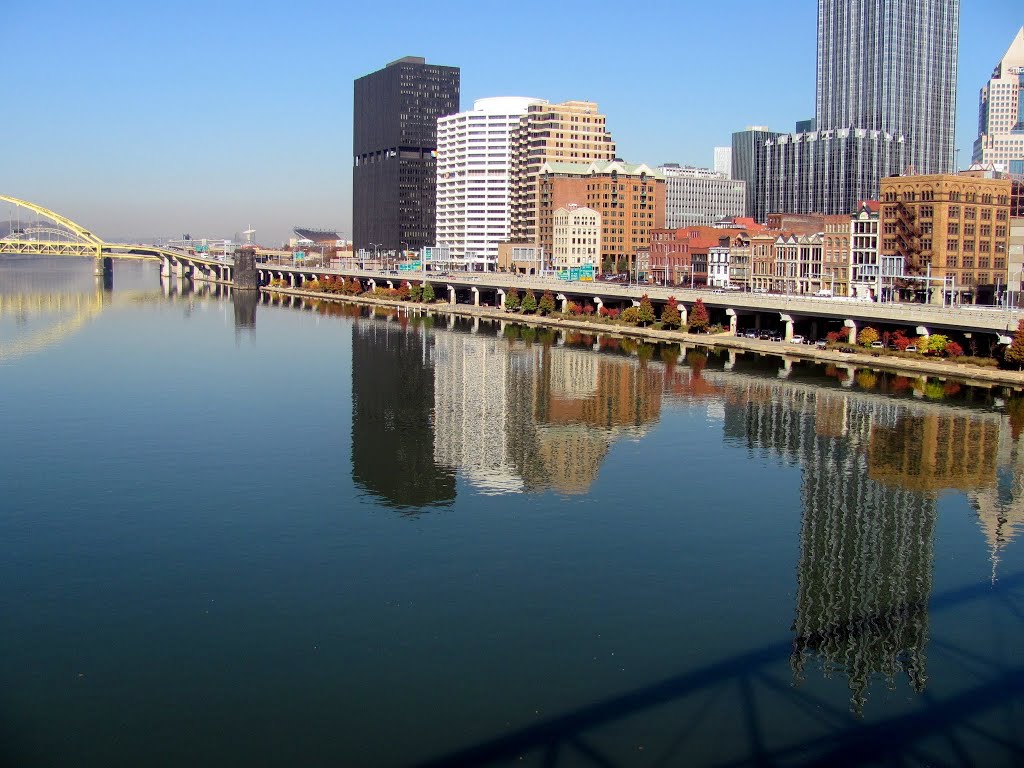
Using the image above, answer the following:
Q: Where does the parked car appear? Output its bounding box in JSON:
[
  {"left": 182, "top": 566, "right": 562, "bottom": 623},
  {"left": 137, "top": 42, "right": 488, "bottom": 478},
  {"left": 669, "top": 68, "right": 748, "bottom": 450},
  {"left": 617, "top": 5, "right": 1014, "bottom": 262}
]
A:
[
  {"left": 815, "top": 339, "right": 828, "bottom": 348},
  {"left": 758, "top": 330, "right": 773, "bottom": 340},
  {"left": 905, "top": 344, "right": 919, "bottom": 353},
  {"left": 790, "top": 335, "right": 805, "bottom": 344},
  {"left": 870, "top": 341, "right": 885, "bottom": 349},
  {"left": 744, "top": 331, "right": 758, "bottom": 339}
]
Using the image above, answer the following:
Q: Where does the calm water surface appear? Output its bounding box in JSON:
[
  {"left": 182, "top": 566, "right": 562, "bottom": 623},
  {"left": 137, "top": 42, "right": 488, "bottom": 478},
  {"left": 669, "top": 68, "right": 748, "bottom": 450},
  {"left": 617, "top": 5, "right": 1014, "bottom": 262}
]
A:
[{"left": 1, "top": 258, "right": 1023, "bottom": 767}]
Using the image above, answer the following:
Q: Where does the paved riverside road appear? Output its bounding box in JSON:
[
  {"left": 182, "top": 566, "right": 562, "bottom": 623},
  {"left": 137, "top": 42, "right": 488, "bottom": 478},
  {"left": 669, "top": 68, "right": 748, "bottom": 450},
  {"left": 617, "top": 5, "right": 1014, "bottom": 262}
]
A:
[{"left": 259, "top": 264, "right": 1024, "bottom": 338}]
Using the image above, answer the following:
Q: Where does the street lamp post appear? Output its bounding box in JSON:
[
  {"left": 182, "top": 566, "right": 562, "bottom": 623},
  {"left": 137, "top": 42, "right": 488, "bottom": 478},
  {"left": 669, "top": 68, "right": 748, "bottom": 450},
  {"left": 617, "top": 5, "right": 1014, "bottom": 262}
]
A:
[{"left": 369, "top": 243, "right": 381, "bottom": 272}]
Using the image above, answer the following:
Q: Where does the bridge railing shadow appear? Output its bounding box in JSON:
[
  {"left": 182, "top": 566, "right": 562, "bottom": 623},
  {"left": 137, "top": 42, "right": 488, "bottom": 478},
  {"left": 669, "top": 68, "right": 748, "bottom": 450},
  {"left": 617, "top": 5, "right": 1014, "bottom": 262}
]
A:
[{"left": 414, "top": 571, "right": 1024, "bottom": 768}]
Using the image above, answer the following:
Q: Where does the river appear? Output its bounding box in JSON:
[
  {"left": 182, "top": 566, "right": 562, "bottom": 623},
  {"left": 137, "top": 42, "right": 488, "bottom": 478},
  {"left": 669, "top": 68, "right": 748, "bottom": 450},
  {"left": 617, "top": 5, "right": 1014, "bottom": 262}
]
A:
[{"left": 1, "top": 257, "right": 1022, "bottom": 767}]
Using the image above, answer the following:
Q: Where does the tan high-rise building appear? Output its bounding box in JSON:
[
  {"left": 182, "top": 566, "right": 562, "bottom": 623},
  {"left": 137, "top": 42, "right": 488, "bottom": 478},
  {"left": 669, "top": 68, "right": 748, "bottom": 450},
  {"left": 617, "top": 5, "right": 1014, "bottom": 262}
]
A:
[
  {"left": 879, "top": 174, "right": 1013, "bottom": 303},
  {"left": 508, "top": 101, "right": 616, "bottom": 248}
]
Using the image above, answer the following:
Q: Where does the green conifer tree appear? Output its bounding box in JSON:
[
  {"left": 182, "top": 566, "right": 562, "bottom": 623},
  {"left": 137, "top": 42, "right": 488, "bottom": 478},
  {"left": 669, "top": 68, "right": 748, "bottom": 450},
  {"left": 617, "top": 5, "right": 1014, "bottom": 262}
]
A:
[
  {"left": 505, "top": 287, "right": 520, "bottom": 311},
  {"left": 521, "top": 289, "right": 537, "bottom": 314}
]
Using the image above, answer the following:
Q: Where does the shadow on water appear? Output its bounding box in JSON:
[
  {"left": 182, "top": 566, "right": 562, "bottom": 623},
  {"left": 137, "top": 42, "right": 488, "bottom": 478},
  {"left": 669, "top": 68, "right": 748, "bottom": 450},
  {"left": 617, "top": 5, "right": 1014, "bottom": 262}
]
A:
[{"left": 414, "top": 571, "right": 1024, "bottom": 768}]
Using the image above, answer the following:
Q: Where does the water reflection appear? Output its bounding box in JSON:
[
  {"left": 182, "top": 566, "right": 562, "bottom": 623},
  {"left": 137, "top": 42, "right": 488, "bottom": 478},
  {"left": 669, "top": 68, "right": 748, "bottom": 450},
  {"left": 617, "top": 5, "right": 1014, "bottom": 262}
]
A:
[
  {"left": 342, "top": 305, "right": 1024, "bottom": 712},
  {"left": 351, "top": 319, "right": 457, "bottom": 509},
  {"left": 231, "top": 289, "right": 258, "bottom": 331}
]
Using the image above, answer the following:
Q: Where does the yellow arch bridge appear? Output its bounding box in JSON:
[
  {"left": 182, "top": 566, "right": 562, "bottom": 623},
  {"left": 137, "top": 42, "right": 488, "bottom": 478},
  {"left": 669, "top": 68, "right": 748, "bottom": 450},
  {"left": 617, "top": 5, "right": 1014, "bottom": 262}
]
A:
[{"left": 0, "top": 195, "right": 235, "bottom": 282}]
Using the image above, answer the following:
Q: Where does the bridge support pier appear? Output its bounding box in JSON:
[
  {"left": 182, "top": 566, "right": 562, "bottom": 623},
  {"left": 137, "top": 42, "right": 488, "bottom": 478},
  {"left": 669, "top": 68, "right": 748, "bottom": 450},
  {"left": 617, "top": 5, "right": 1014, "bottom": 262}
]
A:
[
  {"left": 93, "top": 256, "right": 112, "bottom": 277},
  {"left": 557, "top": 293, "right": 568, "bottom": 313},
  {"left": 781, "top": 314, "right": 795, "bottom": 341},
  {"left": 679, "top": 303, "right": 687, "bottom": 327},
  {"left": 471, "top": 287, "right": 479, "bottom": 306},
  {"left": 447, "top": 285, "right": 456, "bottom": 304},
  {"left": 233, "top": 247, "right": 259, "bottom": 290},
  {"left": 726, "top": 308, "right": 737, "bottom": 335},
  {"left": 593, "top": 297, "right": 604, "bottom": 314},
  {"left": 94, "top": 256, "right": 113, "bottom": 290},
  {"left": 844, "top": 318, "right": 857, "bottom": 345}
]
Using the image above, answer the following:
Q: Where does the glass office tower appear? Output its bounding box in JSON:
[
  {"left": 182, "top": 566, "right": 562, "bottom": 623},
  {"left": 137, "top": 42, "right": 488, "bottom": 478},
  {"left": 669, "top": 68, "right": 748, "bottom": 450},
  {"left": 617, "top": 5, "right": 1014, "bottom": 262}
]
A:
[{"left": 816, "top": 0, "right": 960, "bottom": 175}]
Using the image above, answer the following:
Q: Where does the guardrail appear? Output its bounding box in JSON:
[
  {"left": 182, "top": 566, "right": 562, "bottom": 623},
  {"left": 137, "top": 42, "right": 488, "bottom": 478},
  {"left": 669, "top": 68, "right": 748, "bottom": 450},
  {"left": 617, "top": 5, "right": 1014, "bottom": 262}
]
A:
[{"left": 255, "top": 265, "right": 1024, "bottom": 334}]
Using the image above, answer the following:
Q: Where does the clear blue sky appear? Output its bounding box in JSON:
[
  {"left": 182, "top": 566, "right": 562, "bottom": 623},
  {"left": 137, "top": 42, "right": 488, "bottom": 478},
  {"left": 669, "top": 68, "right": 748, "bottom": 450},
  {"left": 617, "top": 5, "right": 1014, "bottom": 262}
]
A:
[{"left": 4, "top": 0, "right": 1020, "bottom": 244}]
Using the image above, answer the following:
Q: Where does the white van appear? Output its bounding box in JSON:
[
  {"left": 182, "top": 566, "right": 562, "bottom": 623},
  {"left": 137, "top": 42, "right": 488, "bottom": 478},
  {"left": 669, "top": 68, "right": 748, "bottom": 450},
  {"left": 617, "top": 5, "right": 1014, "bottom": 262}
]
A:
[{"left": 813, "top": 289, "right": 833, "bottom": 298}]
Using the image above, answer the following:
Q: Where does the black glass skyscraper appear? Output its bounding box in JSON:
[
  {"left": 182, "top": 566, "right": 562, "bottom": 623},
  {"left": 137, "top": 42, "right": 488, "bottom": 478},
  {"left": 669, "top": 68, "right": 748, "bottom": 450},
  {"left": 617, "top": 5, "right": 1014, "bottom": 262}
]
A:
[{"left": 353, "top": 56, "right": 460, "bottom": 254}]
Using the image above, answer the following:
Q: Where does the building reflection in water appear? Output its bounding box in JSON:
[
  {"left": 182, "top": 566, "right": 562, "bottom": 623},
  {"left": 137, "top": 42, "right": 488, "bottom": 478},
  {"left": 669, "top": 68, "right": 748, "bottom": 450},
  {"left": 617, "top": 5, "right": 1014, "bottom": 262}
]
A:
[
  {"left": 431, "top": 323, "right": 664, "bottom": 495},
  {"left": 345, "top": 308, "right": 1024, "bottom": 709},
  {"left": 351, "top": 319, "right": 456, "bottom": 510},
  {"left": 715, "top": 369, "right": 1019, "bottom": 712}
]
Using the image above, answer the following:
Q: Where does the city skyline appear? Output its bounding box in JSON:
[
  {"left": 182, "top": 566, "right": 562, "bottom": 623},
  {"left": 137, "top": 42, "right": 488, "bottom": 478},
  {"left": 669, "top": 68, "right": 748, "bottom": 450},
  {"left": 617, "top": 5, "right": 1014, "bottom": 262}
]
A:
[{"left": 3, "top": 0, "right": 1019, "bottom": 244}]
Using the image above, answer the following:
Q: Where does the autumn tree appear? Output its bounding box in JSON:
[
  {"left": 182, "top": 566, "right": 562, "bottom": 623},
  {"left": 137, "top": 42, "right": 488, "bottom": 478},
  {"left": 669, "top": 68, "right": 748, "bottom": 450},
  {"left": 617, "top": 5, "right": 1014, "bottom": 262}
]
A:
[
  {"left": 408, "top": 283, "right": 423, "bottom": 302},
  {"left": 521, "top": 289, "right": 538, "bottom": 314},
  {"left": 688, "top": 299, "right": 710, "bottom": 333},
  {"left": 421, "top": 281, "right": 435, "bottom": 303},
  {"left": 505, "top": 287, "right": 520, "bottom": 311},
  {"left": 619, "top": 306, "right": 640, "bottom": 324},
  {"left": 660, "top": 297, "right": 681, "bottom": 329},
  {"left": 857, "top": 327, "right": 880, "bottom": 347},
  {"left": 1005, "top": 319, "right": 1024, "bottom": 370},
  {"left": 538, "top": 290, "right": 556, "bottom": 315},
  {"left": 637, "top": 294, "right": 655, "bottom": 326}
]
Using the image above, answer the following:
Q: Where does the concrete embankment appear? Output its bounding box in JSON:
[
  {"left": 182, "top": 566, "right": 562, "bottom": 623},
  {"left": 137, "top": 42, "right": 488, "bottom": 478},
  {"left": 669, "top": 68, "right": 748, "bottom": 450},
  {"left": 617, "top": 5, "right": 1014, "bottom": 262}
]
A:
[{"left": 262, "top": 286, "right": 1024, "bottom": 390}]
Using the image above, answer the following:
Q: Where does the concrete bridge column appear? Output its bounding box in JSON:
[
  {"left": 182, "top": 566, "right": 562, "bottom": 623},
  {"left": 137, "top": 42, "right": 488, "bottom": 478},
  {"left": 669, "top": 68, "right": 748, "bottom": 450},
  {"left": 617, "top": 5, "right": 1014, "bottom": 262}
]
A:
[
  {"left": 496, "top": 289, "right": 506, "bottom": 309},
  {"left": 810, "top": 320, "right": 820, "bottom": 340},
  {"left": 678, "top": 303, "right": 687, "bottom": 327},
  {"left": 471, "top": 286, "right": 479, "bottom": 306},
  {"left": 726, "top": 308, "right": 737, "bottom": 335},
  {"left": 387, "top": 280, "right": 395, "bottom": 290},
  {"left": 289, "top": 272, "right": 297, "bottom": 288},
  {"left": 161, "top": 256, "right": 172, "bottom": 279},
  {"left": 176, "top": 259, "right": 191, "bottom": 279},
  {"left": 781, "top": 314, "right": 795, "bottom": 341},
  {"left": 447, "top": 285, "right": 456, "bottom": 304},
  {"left": 916, "top": 326, "right": 930, "bottom": 339},
  {"left": 368, "top": 279, "right": 376, "bottom": 292},
  {"left": 593, "top": 297, "right": 604, "bottom": 314},
  {"left": 631, "top": 299, "right": 640, "bottom": 307},
  {"left": 557, "top": 293, "right": 568, "bottom": 313},
  {"left": 844, "top": 318, "right": 857, "bottom": 345}
]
